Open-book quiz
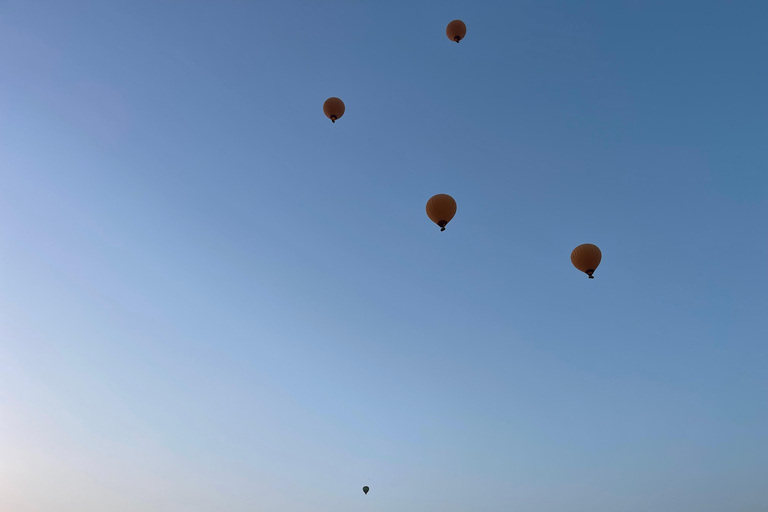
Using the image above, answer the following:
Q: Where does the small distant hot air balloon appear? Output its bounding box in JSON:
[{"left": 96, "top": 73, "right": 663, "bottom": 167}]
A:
[
  {"left": 426, "top": 194, "right": 457, "bottom": 231},
  {"left": 362, "top": 486, "right": 370, "bottom": 495},
  {"left": 323, "top": 97, "right": 345, "bottom": 123},
  {"left": 446, "top": 20, "right": 467, "bottom": 43},
  {"left": 571, "top": 244, "right": 602, "bottom": 278}
]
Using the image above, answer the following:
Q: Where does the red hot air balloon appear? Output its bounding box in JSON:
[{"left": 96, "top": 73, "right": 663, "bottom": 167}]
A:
[
  {"left": 323, "top": 97, "right": 345, "bottom": 123},
  {"left": 426, "top": 194, "right": 457, "bottom": 231},
  {"left": 571, "top": 244, "right": 602, "bottom": 278},
  {"left": 446, "top": 20, "right": 467, "bottom": 43}
]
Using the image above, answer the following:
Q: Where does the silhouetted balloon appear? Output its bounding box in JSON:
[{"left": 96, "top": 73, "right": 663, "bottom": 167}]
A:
[
  {"left": 446, "top": 20, "right": 467, "bottom": 43},
  {"left": 426, "top": 194, "right": 457, "bottom": 231},
  {"left": 362, "top": 486, "right": 370, "bottom": 495},
  {"left": 323, "top": 97, "right": 345, "bottom": 123},
  {"left": 571, "top": 244, "right": 602, "bottom": 278}
]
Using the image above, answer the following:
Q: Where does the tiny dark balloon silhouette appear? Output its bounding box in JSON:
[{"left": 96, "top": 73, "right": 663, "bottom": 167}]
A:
[{"left": 362, "top": 486, "right": 370, "bottom": 495}]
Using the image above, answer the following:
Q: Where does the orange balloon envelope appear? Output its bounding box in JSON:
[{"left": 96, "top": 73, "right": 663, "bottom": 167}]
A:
[
  {"left": 323, "top": 97, "right": 345, "bottom": 123},
  {"left": 426, "top": 194, "right": 457, "bottom": 231},
  {"left": 571, "top": 244, "right": 602, "bottom": 278},
  {"left": 446, "top": 20, "right": 467, "bottom": 43}
]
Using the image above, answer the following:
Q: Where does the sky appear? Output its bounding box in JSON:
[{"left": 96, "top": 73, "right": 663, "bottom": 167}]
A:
[{"left": 1, "top": 1, "right": 767, "bottom": 511}]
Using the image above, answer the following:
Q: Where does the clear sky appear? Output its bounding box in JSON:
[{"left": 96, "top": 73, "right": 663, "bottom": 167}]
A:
[{"left": 1, "top": 1, "right": 766, "bottom": 511}]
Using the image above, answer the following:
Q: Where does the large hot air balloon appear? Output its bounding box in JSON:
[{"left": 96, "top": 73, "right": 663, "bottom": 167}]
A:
[
  {"left": 426, "top": 194, "right": 457, "bottom": 231},
  {"left": 571, "top": 244, "right": 602, "bottom": 278},
  {"left": 362, "top": 486, "right": 370, "bottom": 495},
  {"left": 323, "top": 97, "right": 345, "bottom": 123},
  {"left": 446, "top": 20, "right": 467, "bottom": 43}
]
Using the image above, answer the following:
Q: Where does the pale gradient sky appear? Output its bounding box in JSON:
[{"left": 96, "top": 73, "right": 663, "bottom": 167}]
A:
[{"left": 1, "top": 1, "right": 767, "bottom": 511}]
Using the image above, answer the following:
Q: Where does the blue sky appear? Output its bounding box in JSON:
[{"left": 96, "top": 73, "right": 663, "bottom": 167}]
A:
[{"left": 1, "top": 1, "right": 766, "bottom": 510}]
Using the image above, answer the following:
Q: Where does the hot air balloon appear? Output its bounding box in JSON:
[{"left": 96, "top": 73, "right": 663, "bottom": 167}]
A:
[
  {"left": 571, "top": 244, "right": 602, "bottom": 278},
  {"left": 323, "top": 97, "right": 345, "bottom": 123},
  {"left": 426, "top": 194, "right": 457, "bottom": 231},
  {"left": 362, "top": 486, "right": 370, "bottom": 495},
  {"left": 446, "top": 20, "right": 467, "bottom": 43}
]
